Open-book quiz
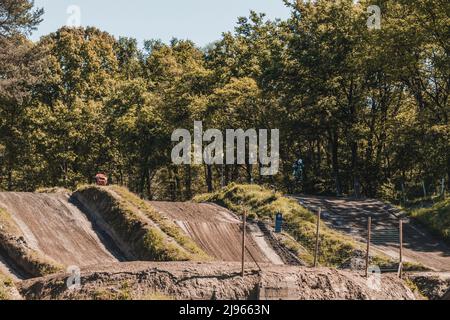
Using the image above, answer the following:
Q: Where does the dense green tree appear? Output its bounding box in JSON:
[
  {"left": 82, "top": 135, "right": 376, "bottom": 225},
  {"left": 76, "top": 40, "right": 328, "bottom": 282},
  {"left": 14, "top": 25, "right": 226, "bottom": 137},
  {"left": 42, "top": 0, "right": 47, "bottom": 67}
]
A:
[{"left": 0, "top": 0, "right": 447, "bottom": 202}]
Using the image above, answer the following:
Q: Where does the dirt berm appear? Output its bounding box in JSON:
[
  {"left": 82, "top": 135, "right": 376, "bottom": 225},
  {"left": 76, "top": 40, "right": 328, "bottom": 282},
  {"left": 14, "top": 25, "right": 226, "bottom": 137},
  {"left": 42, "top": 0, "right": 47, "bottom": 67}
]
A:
[
  {"left": 0, "top": 192, "right": 120, "bottom": 279},
  {"left": 0, "top": 186, "right": 285, "bottom": 281},
  {"left": 17, "top": 262, "right": 416, "bottom": 300},
  {"left": 149, "top": 201, "right": 284, "bottom": 264}
]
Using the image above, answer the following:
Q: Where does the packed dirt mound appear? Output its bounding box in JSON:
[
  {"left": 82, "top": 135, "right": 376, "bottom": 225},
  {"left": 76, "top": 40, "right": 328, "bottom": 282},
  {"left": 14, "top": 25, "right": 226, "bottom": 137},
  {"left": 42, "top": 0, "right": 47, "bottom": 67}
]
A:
[
  {"left": 406, "top": 272, "right": 450, "bottom": 300},
  {"left": 295, "top": 195, "right": 450, "bottom": 271},
  {"left": 149, "top": 201, "right": 283, "bottom": 264},
  {"left": 0, "top": 192, "right": 121, "bottom": 272},
  {"left": 17, "top": 262, "right": 416, "bottom": 300},
  {"left": 0, "top": 252, "right": 25, "bottom": 280}
]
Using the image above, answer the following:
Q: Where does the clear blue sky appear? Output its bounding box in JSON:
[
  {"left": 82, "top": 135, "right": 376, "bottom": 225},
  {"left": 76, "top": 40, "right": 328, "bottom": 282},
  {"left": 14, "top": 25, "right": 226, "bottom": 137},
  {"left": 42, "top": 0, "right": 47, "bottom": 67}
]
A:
[{"left": 31, "top": 0, "right": 291, "bottom": 47}]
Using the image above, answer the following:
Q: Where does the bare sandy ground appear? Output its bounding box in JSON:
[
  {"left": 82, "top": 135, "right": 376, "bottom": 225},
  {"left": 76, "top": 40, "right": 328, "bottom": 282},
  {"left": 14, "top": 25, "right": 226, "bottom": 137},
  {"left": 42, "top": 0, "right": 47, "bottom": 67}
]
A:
[
  {"left": 17, "top": 261, "right": 416, "bottom": 300},
  {"left": 149, "top": 201, "right": 283, "bottom": 264},
  {"left": 294, "top": 195, "right": 450, "bottom": 271},
  {"left": 0, "top": 192, "right": 120, "bottom": 271}
]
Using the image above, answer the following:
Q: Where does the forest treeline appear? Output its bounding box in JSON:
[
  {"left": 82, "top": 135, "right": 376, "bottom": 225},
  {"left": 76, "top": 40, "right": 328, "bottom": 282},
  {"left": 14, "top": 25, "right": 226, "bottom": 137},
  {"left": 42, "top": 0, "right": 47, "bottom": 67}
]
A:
[{"left": 0, "top": 0, "right": 448, "bottom": 201}]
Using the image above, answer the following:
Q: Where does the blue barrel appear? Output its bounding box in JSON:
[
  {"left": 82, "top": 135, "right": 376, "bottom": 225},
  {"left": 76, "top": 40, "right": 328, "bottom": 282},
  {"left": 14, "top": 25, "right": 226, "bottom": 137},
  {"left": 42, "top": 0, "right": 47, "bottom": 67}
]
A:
[{"left": 275, "top": 213, "right": 283, "bottom": 233}]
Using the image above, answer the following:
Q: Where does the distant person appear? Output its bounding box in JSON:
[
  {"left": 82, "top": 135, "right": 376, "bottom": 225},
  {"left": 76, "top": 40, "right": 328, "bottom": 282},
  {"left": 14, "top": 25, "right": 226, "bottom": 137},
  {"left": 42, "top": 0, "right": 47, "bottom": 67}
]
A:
[
  {"left": 95, "top": 173, "right": 108, "bottom": 186},
  {"left": 293, "top": 158, "right": 304, "bottom": 182}
]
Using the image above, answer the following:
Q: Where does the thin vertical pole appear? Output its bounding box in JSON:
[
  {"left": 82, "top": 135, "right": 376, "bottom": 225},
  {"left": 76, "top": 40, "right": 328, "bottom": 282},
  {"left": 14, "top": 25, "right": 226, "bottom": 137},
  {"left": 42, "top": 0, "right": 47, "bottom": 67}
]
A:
[
  {"left": 422, "top": 181, "right": 427, "bottom": 198},
  {"left": 365, "top": 216, "right": 372, "bottom": 278},
  {"left": 398, "top": 219, "right": 403, "bottom": 278},
  {"left": 314, "top": 208, "right": 321, "bottom": 268},
  {"left": 241, "top": 210, "right": 247, "bottom": 278}
]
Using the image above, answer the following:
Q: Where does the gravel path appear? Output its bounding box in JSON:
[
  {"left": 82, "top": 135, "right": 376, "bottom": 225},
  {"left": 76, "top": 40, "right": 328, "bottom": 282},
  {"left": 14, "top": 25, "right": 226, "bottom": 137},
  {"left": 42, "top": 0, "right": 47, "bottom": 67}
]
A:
[{"left": 294, "top": 195, "right": 450, "bottom": 272}]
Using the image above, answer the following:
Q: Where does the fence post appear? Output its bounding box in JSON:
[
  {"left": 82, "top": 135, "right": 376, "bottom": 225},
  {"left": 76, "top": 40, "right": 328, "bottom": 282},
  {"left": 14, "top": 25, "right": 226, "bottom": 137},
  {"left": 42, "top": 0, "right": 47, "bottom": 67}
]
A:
[
  {"left": 422, "top": 181, "right": 427, "bottom": 198},
  {"left": 365, "top": 216, "right": 372, "bottom": 278},
  {"left": 313, "top": 208, "right": 321, "bottom": 268},
  {"left": 241, "top": 210, "right": 247, "bottom": 278},
  {"left": 398, "top": 219, "right": 403, "bottom": 278}
]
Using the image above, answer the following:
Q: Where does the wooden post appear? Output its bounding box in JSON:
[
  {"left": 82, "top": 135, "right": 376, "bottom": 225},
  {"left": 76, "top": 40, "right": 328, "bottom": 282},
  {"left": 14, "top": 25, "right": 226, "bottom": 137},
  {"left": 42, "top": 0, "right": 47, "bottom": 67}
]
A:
[
  {"left": 365, "top": 216, "right": 372, "bottom": 278},
  {"left": 398, "top": 219, "right": 403, "bottom": 278},
  {"left": 241, "top": 210, "right": 247, "bottom": 278},
  {"left": 313, "top": 208, "right": 321, "bottom": 267},
  {"left": 422, "top": 181, "right": 427, "bottom": 198}
]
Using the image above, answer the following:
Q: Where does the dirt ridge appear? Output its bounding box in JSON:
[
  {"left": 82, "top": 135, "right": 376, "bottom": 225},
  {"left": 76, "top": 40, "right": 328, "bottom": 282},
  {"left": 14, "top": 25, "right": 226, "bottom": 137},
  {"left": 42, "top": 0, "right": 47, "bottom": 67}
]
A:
[{"left": 17, "top": 262, "right": 416, "bottom": 300}]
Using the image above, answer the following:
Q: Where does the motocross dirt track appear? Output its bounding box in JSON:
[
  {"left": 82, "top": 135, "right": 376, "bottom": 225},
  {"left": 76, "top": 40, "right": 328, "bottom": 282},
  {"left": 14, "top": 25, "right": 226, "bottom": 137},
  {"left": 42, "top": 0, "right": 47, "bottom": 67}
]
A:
[
  {"left": 149, "top": 201, "right": 283, "bottom": 264},
  {"left": 0, "top": 192, "right": 121, "bottom": 276},
  {"left": 294, "top": 195, "right": 450, "bottom": 271}
]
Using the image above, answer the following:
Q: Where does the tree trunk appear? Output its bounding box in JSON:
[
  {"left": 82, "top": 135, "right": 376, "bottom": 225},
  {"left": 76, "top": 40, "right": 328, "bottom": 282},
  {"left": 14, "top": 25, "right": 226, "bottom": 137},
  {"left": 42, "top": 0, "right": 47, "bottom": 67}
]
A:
[
  {"left": 184, "top": 165, "right": 192, "bottom": 200},
  {"left": 330, "top": 129, "right": 341, "bottom": 196},
  {"left": 146, "top": 168, "right": 153, "bottom": 200},
  {"left": 205, "top": 165, "right": 213, "bottom": 192},
  {"left": 246, "top": 163, "right": 253, "bottom": 183}
]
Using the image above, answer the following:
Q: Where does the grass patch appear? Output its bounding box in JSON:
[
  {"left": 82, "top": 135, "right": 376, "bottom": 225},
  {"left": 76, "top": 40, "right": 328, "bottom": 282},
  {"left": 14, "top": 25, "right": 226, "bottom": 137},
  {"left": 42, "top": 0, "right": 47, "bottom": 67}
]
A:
[
  {"left": 0, "top": 272, "right": 14, "bottom": 300},
  {"left": 194, "top": 183, "right": 364, "bottom": 267},
  {"left": 409, "top": 197, "right": 450, "bottom": 243},
  {"left": 278, "top": 232, "right": 315, "bottom": 265},
  {"left": 36, "top": 187, "right": 72, "bottom": 194},
  {"left": 91, "top": 281, "right": 133, "bottom": 300},
  {"left": 110, "top": 186, "right": 209, "bottom": 260}
]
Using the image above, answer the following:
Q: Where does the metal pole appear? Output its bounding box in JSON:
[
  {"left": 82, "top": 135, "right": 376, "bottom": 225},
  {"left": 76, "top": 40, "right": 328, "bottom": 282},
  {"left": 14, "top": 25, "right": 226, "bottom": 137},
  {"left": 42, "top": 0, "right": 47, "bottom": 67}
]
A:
[
  {"left": 365, "top": 216, "right": 372, "bottom": 278},
  {"left": 241, "top": 210, "right": 247, "bottom": 277},
  {"left": 314, "top": 208, "right": 321, "bottom": 268},
  {"left": 398, "top": 219, "right": 403, "bottom": 278}
]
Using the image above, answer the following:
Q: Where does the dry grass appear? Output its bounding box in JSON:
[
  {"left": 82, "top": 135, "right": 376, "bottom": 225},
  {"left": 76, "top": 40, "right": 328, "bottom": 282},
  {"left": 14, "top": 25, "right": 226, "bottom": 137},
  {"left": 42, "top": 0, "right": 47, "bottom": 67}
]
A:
[
  {"left": 111, "top": 186, "right": 210, "bottom": 260},
  {"left": 0, "top": 272, "right": 14, "bottom": 300}
]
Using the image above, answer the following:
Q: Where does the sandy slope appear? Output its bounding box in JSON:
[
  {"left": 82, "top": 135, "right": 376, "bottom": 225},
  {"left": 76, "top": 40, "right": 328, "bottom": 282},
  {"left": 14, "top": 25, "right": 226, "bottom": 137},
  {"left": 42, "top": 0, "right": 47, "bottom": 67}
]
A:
[
  {"left": 0, "top": 192, "right": 120, "bottom": 271},
  {"left": 149, "top": 201, "right": 283, "bottom": 264}
]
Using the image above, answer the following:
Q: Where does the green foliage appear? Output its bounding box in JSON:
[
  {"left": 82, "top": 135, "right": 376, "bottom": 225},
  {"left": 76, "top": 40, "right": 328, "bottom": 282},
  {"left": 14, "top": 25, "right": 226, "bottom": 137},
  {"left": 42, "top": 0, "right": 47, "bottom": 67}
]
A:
[
  {"left": 0, "top": 1, "right": 448, "bottom": 204},
  {"left": 410, "top": 198, "right": 450, "bottom": 242},
  {"left": 0, "top": 0, "right": 43, "bottom": 36}
]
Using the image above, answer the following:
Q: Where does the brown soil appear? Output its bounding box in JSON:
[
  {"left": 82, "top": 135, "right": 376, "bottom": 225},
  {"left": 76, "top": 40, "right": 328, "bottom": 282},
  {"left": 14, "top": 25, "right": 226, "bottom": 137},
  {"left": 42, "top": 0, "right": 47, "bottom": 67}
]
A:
[
  {"left": 294, "top": 195, "right": 450, "bottom": 271},
  {"left": 0, "top": 192, "right": 120, "bottom": 271},
  {"left": 406, "top": 271, "right": 450, "bottom": 300},
  {"left": 17, "top": 261, "right": 416, "bottom": 300},
  {"left": 149, "top": 201, "right": 283, "bottom": 264}
]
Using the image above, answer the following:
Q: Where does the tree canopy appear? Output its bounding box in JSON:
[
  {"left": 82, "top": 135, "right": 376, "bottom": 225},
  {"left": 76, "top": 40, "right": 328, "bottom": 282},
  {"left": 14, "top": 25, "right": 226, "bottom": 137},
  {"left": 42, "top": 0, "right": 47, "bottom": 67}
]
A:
[{"left": 0, "top": 0, "right": 448, "bottom": 203}]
